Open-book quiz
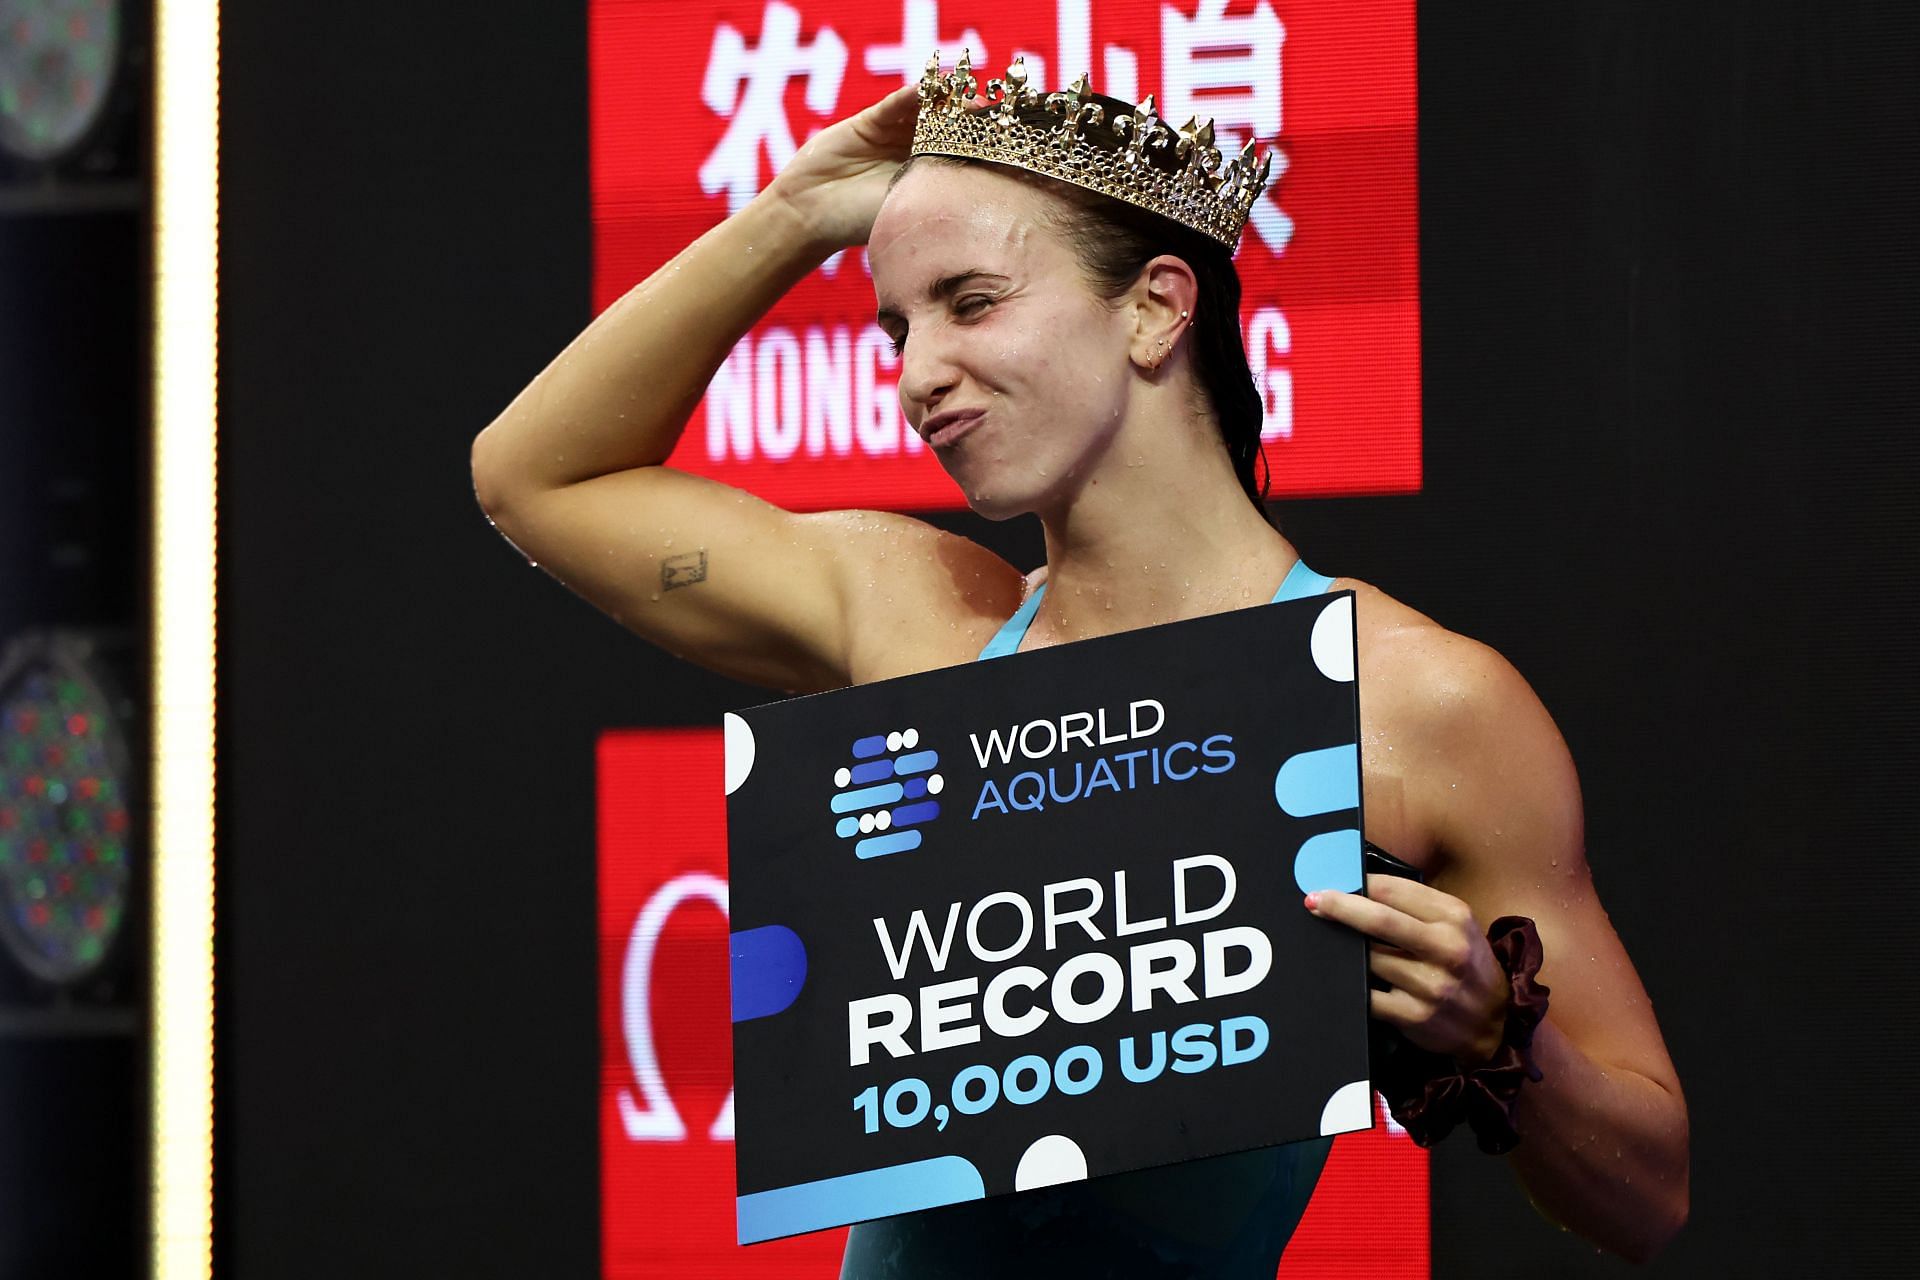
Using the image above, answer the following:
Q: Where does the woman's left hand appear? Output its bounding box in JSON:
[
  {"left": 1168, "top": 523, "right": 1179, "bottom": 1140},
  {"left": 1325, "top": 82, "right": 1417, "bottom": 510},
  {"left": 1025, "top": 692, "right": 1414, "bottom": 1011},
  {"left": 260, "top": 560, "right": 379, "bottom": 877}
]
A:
[{"left": 1305, "top": 873, "right": 1513, "bottom": 1066}]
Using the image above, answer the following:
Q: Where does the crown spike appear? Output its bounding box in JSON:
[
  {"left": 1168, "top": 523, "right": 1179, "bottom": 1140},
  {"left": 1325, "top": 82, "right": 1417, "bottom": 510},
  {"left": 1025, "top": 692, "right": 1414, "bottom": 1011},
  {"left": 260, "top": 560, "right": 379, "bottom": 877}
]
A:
[
  {"left": 918, "top": 52, "right": 945, "bottom": 108},
  {"left": 952, "top": 49, "right": 978, "bottom": 103},
  {"left": 1250, "top": 151, "right": 1275, "bottom": 202},
  {"left": 1220, "top": 136, "right": 1259, "bottom": 201},
  {"left": 1043, "top": 71, "right": 1103, "bottom": 142},
  {"left": 987, "top": 56, "right": 1039, "bottom": 127},
  {"left": 1114, "top": 96, "right": 1166, "bottom": 168}
]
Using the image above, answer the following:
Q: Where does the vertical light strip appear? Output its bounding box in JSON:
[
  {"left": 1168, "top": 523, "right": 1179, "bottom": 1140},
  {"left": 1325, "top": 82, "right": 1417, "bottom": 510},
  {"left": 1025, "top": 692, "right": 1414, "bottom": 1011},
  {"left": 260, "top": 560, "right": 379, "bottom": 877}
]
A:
[{"left": 152, "top": 3, "right": 219, "bottom": 1277}]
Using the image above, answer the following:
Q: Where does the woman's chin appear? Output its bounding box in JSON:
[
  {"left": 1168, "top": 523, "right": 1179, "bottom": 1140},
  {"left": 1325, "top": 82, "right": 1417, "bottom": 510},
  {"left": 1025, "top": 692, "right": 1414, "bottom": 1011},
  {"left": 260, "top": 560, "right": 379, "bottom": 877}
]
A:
[
  {"left": 952, "top": 470, "right": 1035, "bottom": 516},
  {"left": 939, "top": 450, "right": 1072, "bottom": 521},
  {"left": 957, "top": 470, "right": 1074, "bottom": 523},
  {"left": 961, "top": 490, "right": 1026, "bottom": 522}
]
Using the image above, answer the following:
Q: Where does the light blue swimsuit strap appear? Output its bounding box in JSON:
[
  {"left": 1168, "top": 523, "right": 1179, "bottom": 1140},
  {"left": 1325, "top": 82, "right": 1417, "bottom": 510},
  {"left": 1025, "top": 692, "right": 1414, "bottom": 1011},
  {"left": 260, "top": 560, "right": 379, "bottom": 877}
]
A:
[
  {"left": 976, "top": 558, "right": 1333, "bottom": 661},
  {"left": 975, "top": 580, "right": 1048, "bottom": 661},
  {"left": 1272, "top": 557, "right": 1336, "bottom": 602}
]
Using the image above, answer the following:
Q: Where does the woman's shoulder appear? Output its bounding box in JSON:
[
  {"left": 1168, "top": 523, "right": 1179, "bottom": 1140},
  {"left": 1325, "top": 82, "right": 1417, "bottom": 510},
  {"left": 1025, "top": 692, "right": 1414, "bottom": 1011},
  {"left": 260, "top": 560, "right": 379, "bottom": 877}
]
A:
[
  {"left": 1334, "top": 576, "right": 1552, "bottom": 747},
  {"left": 810, "top": 509, "right": 1029, "bottom": 682},
  {"left": 1336, "top": 576, "right": 1580, "bottom": 868}
]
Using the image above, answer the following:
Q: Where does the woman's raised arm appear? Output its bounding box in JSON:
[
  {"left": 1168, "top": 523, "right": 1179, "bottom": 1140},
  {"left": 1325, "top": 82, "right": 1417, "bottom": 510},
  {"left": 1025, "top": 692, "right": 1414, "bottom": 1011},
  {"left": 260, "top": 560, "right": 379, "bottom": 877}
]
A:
[{"left": 470, "top": 87, "right": 1014, "bottom": 691}]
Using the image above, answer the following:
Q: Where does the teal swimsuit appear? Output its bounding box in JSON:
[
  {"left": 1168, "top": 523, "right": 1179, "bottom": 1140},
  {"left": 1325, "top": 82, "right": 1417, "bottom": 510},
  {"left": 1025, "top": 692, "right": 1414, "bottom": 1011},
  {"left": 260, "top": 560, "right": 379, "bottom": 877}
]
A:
[{"left": 838, "top": 560, "right": 1341, "bottom": 1280}]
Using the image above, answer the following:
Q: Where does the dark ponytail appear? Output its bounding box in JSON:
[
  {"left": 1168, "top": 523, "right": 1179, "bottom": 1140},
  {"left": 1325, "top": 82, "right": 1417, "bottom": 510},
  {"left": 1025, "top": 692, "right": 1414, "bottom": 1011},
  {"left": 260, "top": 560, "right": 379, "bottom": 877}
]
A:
[{"left": 900, "top": 152, "right": 1274, "bottom": 518}]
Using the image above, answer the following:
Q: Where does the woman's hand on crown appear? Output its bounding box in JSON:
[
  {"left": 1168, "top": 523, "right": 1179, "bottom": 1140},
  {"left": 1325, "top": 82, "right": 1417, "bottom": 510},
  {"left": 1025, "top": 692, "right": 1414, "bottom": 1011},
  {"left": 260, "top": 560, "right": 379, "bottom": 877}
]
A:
[{"left": 764, "top": 84, "right": 925, "bottom": 252}]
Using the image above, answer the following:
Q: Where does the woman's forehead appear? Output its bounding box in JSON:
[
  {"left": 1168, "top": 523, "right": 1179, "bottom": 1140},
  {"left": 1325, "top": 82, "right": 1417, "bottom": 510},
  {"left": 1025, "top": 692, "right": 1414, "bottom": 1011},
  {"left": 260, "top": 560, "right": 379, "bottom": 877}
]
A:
[{"left": 870, "top": 166, "right": 1054, "bottom": 292}]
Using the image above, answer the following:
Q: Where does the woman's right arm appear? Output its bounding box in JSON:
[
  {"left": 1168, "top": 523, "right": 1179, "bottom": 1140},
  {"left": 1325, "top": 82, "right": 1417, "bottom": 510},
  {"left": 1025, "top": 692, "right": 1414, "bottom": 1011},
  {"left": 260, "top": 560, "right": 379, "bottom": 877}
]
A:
[{"left": 470, "top": 87, "right": 1012, "bottom": 691}]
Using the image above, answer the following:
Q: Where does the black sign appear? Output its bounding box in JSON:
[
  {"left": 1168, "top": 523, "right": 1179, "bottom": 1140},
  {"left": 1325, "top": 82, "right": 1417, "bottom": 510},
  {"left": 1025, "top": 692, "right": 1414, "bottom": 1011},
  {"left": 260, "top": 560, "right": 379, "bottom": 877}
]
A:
[{"left": 726, "top": 592, "right": 1371, "bottom": 1243}]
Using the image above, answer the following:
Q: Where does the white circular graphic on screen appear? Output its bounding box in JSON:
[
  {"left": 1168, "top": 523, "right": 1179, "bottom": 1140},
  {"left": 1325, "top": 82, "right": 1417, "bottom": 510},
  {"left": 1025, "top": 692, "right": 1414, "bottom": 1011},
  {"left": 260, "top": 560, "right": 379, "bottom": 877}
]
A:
[
  {"left": 887, "top": 730, "right": 902, "bottom": 752},
  {"left": 1014, "top": 1134, "right": 1088, "bottom": 1190},
  {"left": 903, "top": 727, "right": 919, "bottom": 748},
  {"left": 927, "top": 774, "right": 945, "bottom": 796},
  {"left": 834, "top": 766, "right": 851, "bottom": 787},
  {"left": 859, "top": 813, "right": 876, "bottom": 833},
  {"left": 876, "top": 810, "right": 892, "bottom": 831},
  {"left": 722, "top": 713, "right": 756, "bottom": 795}
]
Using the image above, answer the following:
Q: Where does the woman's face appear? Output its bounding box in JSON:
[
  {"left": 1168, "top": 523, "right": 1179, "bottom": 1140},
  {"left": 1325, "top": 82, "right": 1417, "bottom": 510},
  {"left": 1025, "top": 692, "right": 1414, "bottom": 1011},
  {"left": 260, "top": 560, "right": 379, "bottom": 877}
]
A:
[{"left": 869, "top": 162, "right": 1136, "bottom": 518}]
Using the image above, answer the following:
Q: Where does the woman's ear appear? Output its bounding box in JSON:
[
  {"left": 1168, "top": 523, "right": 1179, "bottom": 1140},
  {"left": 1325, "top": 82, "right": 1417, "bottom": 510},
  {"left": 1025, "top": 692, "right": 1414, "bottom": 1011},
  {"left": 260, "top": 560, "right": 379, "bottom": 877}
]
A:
[{"left": 1130, "top": 255, "right": 1200, "bottom": 371}]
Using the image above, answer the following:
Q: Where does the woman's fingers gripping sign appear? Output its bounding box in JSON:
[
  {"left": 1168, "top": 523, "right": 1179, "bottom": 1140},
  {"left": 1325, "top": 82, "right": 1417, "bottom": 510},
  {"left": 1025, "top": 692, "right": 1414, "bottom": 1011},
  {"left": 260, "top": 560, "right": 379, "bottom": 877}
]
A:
[{"left": 1305, "top": 873, "right": 1513, "bottom": 1067}]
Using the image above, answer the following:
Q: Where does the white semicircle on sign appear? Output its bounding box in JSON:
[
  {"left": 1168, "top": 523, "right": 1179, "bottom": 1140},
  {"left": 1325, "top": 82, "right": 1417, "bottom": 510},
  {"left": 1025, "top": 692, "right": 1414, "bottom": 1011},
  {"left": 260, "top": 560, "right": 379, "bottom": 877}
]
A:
[
  {"left": 1310, "top": 595, "right": 1356, "bottom": 682},
  {"left": 1013, "top": 1134, "right": 1089, "bottom": 1190},
  {"left": 723, "top": 713, "right": 756, "bottom": 795},
  {"left": 1319, "top": 1079, "right": 1373, "bottom": 1136}
]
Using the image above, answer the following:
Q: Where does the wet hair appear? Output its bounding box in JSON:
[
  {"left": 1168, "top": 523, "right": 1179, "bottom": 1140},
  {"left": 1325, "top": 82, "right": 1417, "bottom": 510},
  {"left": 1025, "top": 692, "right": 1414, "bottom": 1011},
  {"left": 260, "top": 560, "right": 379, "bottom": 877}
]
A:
[{"left": 893, "top": 148, "right": 1273, "bottom": 517}]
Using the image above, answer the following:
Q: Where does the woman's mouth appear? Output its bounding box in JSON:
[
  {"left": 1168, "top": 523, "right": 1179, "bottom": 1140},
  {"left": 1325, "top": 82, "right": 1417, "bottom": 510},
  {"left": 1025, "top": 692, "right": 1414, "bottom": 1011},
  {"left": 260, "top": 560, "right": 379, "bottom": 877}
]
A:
[{"left": 924, "top": 408, "right": 986, "bottom": 448}]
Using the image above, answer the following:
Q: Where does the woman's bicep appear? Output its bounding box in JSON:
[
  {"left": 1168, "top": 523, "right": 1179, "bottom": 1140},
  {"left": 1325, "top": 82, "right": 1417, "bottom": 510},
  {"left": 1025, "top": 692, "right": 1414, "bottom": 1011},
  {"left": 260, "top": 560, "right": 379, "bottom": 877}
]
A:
[
  {"left": 1426, "top": 645, "right": 1681, "bottom": 1090},
  {"left": 481, "top": 466, "right": 858, "bottom": 692}
]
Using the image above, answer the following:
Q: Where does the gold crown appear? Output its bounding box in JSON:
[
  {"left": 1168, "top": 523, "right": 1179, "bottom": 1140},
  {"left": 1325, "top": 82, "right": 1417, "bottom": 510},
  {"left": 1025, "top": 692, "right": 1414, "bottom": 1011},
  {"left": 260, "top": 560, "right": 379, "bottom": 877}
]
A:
[{"left": 910, "top": 50, "right": 1276, "bottom": 250}]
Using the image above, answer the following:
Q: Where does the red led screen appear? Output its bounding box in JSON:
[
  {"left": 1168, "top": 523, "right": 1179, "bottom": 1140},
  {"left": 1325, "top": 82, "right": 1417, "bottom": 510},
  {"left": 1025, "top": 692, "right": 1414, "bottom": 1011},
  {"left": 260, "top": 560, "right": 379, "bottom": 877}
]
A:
[
  {"left": 599, "top": 728, "right": 1429, "bottom": 1277},
  {"left": 590, "top": 0, "right": 1421, "bottom": 513}
]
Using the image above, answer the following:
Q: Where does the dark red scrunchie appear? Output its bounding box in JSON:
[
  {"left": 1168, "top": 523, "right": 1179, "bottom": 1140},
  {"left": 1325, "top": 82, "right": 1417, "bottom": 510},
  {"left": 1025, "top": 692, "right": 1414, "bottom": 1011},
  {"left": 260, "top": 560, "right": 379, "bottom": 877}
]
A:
[{"left": 1375, "top": 915, "right": 1551, "bottom": 1155}]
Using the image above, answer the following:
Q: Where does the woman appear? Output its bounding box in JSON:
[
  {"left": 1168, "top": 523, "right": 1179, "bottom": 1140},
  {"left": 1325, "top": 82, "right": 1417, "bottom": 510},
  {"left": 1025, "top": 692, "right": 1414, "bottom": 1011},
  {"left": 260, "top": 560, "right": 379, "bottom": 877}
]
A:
[{"left": 471, "top": 69, "right": 1688, "bottom": 1273}]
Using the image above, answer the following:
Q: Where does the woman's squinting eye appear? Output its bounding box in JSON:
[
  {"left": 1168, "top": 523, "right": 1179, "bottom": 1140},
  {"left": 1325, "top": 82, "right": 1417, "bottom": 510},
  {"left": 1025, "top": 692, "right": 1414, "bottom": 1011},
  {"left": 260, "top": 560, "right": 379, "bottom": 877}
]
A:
[{"left": 887, "top": 296, "right": 997, "bottom": 356}]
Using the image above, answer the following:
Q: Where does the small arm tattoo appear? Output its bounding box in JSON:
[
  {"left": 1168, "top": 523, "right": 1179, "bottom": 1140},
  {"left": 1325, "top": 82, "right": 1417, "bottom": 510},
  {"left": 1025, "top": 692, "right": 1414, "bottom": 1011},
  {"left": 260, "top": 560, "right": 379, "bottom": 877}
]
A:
[{"left": 661, "top": 549, "right": 709, "bottom": 591}]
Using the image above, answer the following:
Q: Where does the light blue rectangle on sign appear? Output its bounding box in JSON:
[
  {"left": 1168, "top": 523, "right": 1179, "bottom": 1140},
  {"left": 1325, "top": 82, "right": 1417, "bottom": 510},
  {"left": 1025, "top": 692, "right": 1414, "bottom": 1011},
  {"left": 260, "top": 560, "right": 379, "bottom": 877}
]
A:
[
  {"left": 855, "top": 830, "right": 922, "bottom": 859},
  {"left": 831, "top": 782, "right": 904, "bottom": 814},
  {"left": 893, "top": 750, "right": 939, "bottom": 776},
  {"left": 737, "top": 1156, "right": 985, "bottom": 1244},
  {"left": 1274, "top": 743, "right": 1360, "bottom": 818},
  {"left": 1293, "top": 827, "right": 1363, "bottom": 895}
]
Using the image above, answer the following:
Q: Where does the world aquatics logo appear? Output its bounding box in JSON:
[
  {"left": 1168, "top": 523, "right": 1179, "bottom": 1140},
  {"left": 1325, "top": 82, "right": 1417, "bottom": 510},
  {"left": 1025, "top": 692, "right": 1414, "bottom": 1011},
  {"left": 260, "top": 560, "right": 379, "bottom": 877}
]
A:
[{"left": 829, "top": 727, "right": 945, "bottom": 858}]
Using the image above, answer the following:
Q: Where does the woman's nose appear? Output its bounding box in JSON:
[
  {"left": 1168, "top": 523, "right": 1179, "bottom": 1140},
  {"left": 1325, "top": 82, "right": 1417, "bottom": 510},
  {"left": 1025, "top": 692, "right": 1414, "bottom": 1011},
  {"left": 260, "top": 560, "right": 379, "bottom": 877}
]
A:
[{"left": 896, "top": 340, "right": 957, "bottom": 414}]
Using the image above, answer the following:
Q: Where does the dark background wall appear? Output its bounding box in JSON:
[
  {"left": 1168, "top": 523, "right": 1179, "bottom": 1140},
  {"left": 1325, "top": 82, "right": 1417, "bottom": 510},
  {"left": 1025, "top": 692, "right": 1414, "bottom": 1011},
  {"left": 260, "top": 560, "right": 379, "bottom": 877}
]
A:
[{"left": 219, "top": 2, "right": 1917, "bottom": 1276}]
